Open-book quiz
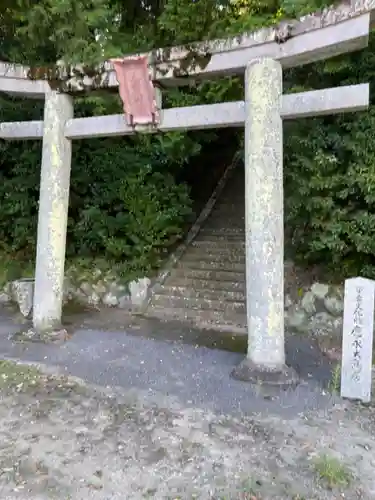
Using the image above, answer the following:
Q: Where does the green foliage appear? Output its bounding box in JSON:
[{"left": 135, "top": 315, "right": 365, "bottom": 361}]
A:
[
  {"left": 284, "top": 34, "right": 375, "bottom": 278},
  {"left": 2, "top": 0, "right": 375, "bottom": 282},
  {"left": 0, "top": 91, "right": 198, "bottom": 279},
  {"left": 70, "top": 147, "right": 192, "bottom": 279},
  {"left": 312, "top": 453, "right": 352, "bottom": 489},
  {"left": 0, "top": 98, "right": 42, "bottom": 255},
  {"left": 2, "top": 0, "right": 115, "bottom": 65},
  {"left": 0, "top": 0, "right": 218, "bottom": 281}
]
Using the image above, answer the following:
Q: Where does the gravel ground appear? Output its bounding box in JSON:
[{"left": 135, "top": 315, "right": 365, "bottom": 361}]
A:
[{"left": 0, "top": 360, "right": 374, "bottom": 500}]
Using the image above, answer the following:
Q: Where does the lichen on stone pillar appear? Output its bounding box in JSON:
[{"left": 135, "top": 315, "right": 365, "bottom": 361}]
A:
[
  {"left": 32, "top": 91, "right": 73, "bottom": 336},
  {"left": 232, "top": 57, "right": 298, "bottom": 386}
]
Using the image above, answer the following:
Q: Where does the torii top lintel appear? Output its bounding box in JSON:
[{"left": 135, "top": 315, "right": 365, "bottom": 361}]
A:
[
  {"left": 107, "top": 0, "right": 373, "bottom": 126},
  {"left": 0, "top": 0, "right": 374, "bottom": 96}
]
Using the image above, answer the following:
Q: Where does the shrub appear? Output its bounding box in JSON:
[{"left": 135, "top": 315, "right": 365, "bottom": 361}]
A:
[{"left": 284, "top": 35, "right": 375, "bottom": 278}]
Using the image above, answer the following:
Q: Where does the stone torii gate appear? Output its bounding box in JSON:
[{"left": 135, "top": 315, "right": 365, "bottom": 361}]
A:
[{"left": 0, "top": 0, "right": 374, "bottom": 384}]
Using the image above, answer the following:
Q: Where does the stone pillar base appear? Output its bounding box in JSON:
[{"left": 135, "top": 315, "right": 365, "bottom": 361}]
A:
[
  {"left": 12, "top": 327, "right": 69, "bottom": 344},
  {"left": 231, "top": 358, "right": 299, "bottom": 387}
]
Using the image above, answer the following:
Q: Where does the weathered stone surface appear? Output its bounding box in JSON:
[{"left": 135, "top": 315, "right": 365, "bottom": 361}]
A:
[
  {"left": 0, "top": 254, "right": 349, "bottom": 346},
  {"left": 231, "top": 357, "right": 299, "bottom": 386},
  {"left": 118, "top": 295, "right": 131, "bottom": 309},
  {"left": 16, "top": 326, "right": 70, "bottom": 344},
  {"left": 2, "top": 270, "right": 134, "bottom": 312},
  {"left": 244, "top": 57, "right": 285, "bottom": 368},
  {"left": 285, "top": 307, "right": 308, "bottom": 332},
  {"left": 306, "top": 312, "right": 342, "bottom": 338},
  {"left": 63, "top": 278, "right": 74, "bottom": 300},
  {"left": 33, "top": 91, "right": 73, "bottom": 333},
  {"left": 310, "top": 282, "right": 329, "bottom": 300},
  {"left": 93, "top": 280, "right": 107, "bottom": 297},
  {"left": 12, "top": 279, "right": 34, "bottom": 318},
  {"left": 0, "top": 292, "right": 11, "bottom": 304},
  {"left": 87, "top": 292, "right": 101, "bottom": 307},
  {"left": 324, "top": 292, "right": 344, "bottom": 316},
  {"left": 72, "top": 289, "right": 88, "bottom": 304},
  {"left": 301, "top": 291, "right": 316, "bottom": 315},
  {"left": 80, "top": 282, "right": 93, "bottom": 296},
  {"left": 2, "top": 282, "right": 11, "bottom": 295},
  {"left": 102, "top": 292, "right": 119, "bottom": 307},
  {"left": 341, "top": 277, "right": 375, "bottom": 403},
  {"left": 130, "top": 278, "right": 151, "bottom": 307},
  {"left": 284, "top": 294, "right": 293, "bottom": 309},
  {"left": 284, "top": 283, "right": 346, "bottom": 337},
  {"left": 91, "top": 268, "right": 102, "bottom": 280},
  {"left": 109, "top": 281, "right": 126, "bottom": 295}
]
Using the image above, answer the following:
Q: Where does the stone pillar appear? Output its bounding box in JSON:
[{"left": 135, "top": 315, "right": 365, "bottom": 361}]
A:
[
  {"left": 232, "top": 58, "right": 297, "bottom": 385},
  {"left": 33, "top": 91, "right": 73, "bottom": 333}
]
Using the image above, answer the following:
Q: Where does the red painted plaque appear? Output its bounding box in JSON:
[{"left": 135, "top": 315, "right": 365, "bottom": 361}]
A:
[{"left": 111, "top": 55, "right": 159, "bottom": 126}]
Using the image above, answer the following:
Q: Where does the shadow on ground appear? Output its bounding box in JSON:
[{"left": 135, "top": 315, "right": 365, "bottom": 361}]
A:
[{"left": 0, "top": 304, "right": 337, "bottom": 418}]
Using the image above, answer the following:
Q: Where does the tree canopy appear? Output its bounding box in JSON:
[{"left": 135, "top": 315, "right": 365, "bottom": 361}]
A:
[{"left": 1, "top": 0, "right": 328, "bottom": 65}]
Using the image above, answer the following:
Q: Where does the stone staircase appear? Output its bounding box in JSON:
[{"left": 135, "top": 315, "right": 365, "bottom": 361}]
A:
[{"left": 145, "top": 161, "right": 247, "bottom": 333}]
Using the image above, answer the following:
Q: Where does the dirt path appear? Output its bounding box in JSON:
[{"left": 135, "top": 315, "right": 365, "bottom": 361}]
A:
[{"left": 0, "top": 360, "right": 373, "bottom": 500}]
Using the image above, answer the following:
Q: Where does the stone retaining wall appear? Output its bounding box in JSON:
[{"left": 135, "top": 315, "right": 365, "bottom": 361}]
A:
[
  {"left": 0, "top": 271, "right": 151, "bottom": 312},
  {"left": 285, "top": 282, "right": 344, "bottom": 339},
  {"left": 0, "top": 268, "right": 345, "bottom": 339}
]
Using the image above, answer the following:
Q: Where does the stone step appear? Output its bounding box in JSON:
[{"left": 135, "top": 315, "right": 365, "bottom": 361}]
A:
[
  {"left": 161, "top": 276, "right": 246, "bottom": 293},
  {"left": 198, "top": 230, "right": 245, "bottom": 240},
  {"left": 178, "top": 259, "right": 245, "bottom": 272},
  {"left": 203, "top": 220, "right": 245, "bottom": 231},
  {"left": 211, "top": 208, "right": 245, "bottom": 217},
  {"left": 147, "top": 306, "right": 247, "bottom": 333},
  {"left": 206, "top": 215, "right": 245, "bottom": 224},
  {"left": 143, "top": 163, "right": 250, "bottom": 333},
  {"left": 151, "top": 294, "right": 246, "bottom": 313},
  {"left": 202, "top": 227, "right": 245, "bottom": 236},
  {"left": 153, "top": 284, "right": 246, "bottom": 302},
  {"left": 170, "top": 268, "right": 246, "bottom": 282},
  {"left": 207, "top": 210, "right": 245, "bottom": 220},
  {"left": 207, "top": 210, "right": 245, "bottom": 223},
  {"left": 182, "top": 247, "right": 245, "bottom": 263},
  {"left": 187, "top": 241, "right": 245, "bottom": 252},
  {"left": 213, "top": 200, "right": 245, "bottom": 209},
  {"left": 200, "top": 225, "right": 244, "bottom": 233},
  {"left": 209, "top": 200, "right": 244, "bottom": 208},
  {"left": 214, "top": 188, "right": 244, "bottom": 196},
  {"left": 191, "top": 239, "right": 245, "bottom": 249}
]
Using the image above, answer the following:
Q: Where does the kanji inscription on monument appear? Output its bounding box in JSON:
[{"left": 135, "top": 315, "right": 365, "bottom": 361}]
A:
[{"left": 341, "top": 277, "right": 375, "bottom": 403}]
